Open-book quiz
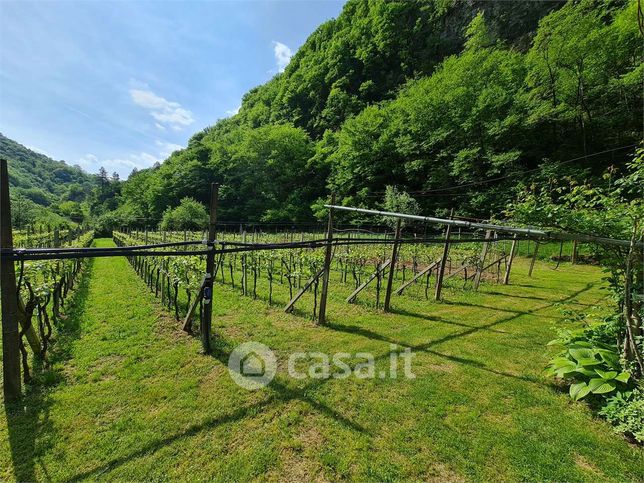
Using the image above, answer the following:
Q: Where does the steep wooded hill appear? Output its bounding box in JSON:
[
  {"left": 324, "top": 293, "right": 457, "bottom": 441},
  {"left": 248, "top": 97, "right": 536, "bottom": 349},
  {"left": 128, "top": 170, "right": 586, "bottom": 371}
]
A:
[
  {"left": 1, "top": 133, "right": 95, "bottom": 206},
  {"left": 117, "top": 0, "right": 641, "bottom": 225}
]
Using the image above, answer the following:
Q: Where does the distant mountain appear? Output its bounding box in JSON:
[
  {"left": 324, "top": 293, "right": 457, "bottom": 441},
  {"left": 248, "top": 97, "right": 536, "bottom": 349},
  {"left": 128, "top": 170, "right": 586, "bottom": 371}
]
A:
[{"left": 0, "top": 133, "right": 96, "bottom": 206}]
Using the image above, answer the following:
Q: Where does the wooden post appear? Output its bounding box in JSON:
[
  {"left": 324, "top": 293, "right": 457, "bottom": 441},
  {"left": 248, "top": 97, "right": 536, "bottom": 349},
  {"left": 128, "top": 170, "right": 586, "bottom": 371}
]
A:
[
  {"left": 144, "top": 228, "right": 148, "bottom": 245},
  {"left": 435, "top": 209, "right": 454, "bottom": 301},
  {"left": 285, "top": 268, "right": 325, "bottom": 314},
  {"left": 384, "top": 218, "right": 402, "bottom": 312},
  {"left": 503, "top": 235, "right": 518, "bottom": 285},
  {"left": 473, "top": 230, "right": 492, "bottom": 291},
  {"left": 1, "top": 159, "right": 22, "bottom": 399},
  {"left": 571, "top": 240, "right": 578, "bottom": 265},
  {"left": 396, "top": 259, "right": 440, "bottom": 295},
  {"left": 201, "top": 183, "right": 218, "bottom": 353},
  {"left": 528, "top": 241, "right": 539, "bottom": 277},
  {"left": 318, "top": 194, "right": 335, "bottom": 324},
  {"left": 346, "top": 259, "right": 391, "bottom": 303}
]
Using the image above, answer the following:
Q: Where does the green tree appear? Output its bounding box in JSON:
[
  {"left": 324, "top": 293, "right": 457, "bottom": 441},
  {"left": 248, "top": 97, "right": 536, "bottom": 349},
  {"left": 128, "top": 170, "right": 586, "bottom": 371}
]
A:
[
  {"left": 381, "top": 186, "right": 420, "bottom": 227},
  {"left": 508, "top": 149, "right": 644, "bottom": 374},
  {"left": 160, "top": 197, "right": 209, "bottom": 231}
]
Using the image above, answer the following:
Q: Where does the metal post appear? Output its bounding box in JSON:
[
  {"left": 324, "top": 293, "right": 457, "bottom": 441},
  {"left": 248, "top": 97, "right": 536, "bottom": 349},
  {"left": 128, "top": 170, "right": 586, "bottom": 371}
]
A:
[
  {"left": 384, "top": 218, "right": 402, "bottom": 312},
  {"left": 503, "top": 235, "right": 518, "bottom": 285},
  {"left": 435, "top": 209, "right": 454, "bottom": 301},
  {"left": 201, "top": 183, "right": 218, "bottom": 353},
  {"left": 318, "top": 193, "right": 335, "bottom": 324},
  {"left": 1, "top": 159, "right": 22, "bottom": 399}
]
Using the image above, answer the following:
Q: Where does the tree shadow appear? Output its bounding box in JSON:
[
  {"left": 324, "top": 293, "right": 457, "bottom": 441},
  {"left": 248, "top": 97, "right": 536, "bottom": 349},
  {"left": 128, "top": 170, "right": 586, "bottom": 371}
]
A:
[
  {"left": 210, "top": 337, "right": 368, "bottom": 435},
  {"left": 325, "top": 283, "right": 597, "bottom": 387},
  {"left": 324, "top": 320, "right": 539, "bottom": 385},
  {"left": 64, "top": 397, "right": 276, "bottom": 482},
  {"left": 4, "top": 258, "right": 94, "bottom": 482},
  {"left": 64, "top": 333, "right": 369, "bottom": 481}
]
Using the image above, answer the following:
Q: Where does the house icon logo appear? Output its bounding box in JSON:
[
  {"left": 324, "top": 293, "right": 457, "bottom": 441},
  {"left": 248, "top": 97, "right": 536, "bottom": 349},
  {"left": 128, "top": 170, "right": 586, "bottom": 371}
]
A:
[{"left": 228, "top": 342, "right": 277, "bottom": 390}]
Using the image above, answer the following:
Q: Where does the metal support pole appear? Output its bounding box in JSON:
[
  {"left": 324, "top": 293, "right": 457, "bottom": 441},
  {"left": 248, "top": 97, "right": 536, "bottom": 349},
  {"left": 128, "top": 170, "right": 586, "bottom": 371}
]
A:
[
  {"left": 384, "top": 218, "right": 402, "bottom": 312},
  {"left": 1, "top": 159, "right": 22, "bottom": 399},
  {"left": 323, "top": 204, "right": 641, "bottom": 249},
  {"left": 318, "top": 193, "right": 335, "bottom": 324},
  {"left": 201, "top": 183, "right": 218, "bottom": 353},
  {"left": 435, "top": 209, "right": 454, "bottom": 301},
  {"left": 503, "top": 235, "right": 518, "bottom": 285}
]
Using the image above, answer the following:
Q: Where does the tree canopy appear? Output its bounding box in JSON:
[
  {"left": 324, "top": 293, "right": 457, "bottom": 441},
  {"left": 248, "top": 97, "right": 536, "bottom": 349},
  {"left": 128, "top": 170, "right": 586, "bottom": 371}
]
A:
[{"left": 113, "top": 0, "right": 641, "bottom": 225}]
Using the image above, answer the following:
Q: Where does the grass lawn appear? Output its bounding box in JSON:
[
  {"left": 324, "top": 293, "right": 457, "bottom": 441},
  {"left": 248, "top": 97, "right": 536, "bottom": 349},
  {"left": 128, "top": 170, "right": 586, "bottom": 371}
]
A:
[{"left": 1, "top": 238, "right": 643, "bottom": 481}]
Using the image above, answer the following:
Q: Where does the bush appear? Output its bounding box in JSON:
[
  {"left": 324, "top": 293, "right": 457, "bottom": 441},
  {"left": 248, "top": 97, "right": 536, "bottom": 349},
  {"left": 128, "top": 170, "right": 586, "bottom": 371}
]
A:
[
  {"left": 547, "top": 321, "right": 632, "bottom": 402},
  {"left": 600, "top": 389, "right": 644, "bottom": 444},
  {"left": 94, "top": 211, "right": 122, "bottom": 237},
  {"left": 160, "top": 197, "right": 209, "bottom": 231}
]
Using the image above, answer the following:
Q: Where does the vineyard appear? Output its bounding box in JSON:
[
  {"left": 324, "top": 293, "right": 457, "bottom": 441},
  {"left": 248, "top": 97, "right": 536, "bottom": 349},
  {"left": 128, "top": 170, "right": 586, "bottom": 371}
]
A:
[
  {"left": 8, "top": 229, "right": 94, "bottom": 382},
  {"left": 1, "top": 168, "right": 642, "bottom": 481},
  {"left": 111, "top": 227, "right": 578, "bottom": 328},
  {"left": 3, "top": 232, "right": 642, "bottom": 480}
]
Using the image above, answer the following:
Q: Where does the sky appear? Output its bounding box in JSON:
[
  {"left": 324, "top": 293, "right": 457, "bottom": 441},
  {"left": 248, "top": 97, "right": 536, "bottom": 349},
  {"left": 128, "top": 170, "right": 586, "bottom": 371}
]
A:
[{"left": 0, "top": 0, "right": 345, "bottom": 178}]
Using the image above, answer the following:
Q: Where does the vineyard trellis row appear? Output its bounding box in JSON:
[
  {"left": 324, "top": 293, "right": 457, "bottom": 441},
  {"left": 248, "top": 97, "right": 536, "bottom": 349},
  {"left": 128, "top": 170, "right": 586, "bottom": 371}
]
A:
[
  {"left": 110, "top": 223, "right": 518, "bottom": 339},
  {"left": 14, "top": 230, "right": 94, "bottom": 382},
  {"left": 4, "top": 164, "right": 638, "bottom": 401}
]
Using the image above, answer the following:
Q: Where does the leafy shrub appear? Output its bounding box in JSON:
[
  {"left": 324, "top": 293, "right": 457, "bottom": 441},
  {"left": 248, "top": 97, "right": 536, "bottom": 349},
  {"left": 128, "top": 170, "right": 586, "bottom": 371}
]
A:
[
  {"left": 160, "top": 197, "right": 209, "bottom": 231},
  {"left": 600, "top": 389, "right": 644, "bottom": 444},
  {"left": 94, "top": 211, "right": 123, "bottom": 237},
  {"left": 547, "top": 328, "right": 632, "bottom": 401},
  {"left": 381, "top": 186, "right": 420, "bottom": 228}
]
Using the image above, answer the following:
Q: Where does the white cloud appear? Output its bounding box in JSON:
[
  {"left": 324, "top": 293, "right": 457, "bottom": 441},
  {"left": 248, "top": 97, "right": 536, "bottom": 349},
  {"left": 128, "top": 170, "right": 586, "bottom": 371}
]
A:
[
  {"left": 272, "top": 41, "right": 292, "bottom": 73},
  {"left": 156, "top": 140, "right": 183, "bottom": 157},
  {"left": 26, "top": 145, "right": 52, "bottom": 158},
  {"left": 130, "top": 88, "right": 195, "bottom": 130},
  {"left": 78, "top": 140, "right": 183, "bottom": 178},
  {"left": 78, "top": 152, "right": 160, "bottom": 177},
  {"left": 225, "top": 105, "right": 241, "bottom": 116}
]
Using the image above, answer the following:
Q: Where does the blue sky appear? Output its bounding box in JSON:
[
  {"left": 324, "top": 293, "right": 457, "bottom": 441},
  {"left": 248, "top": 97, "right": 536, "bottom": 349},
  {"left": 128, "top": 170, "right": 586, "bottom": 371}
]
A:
[{"left": 0, "top": 0, "right": 345, "bottom": 178}]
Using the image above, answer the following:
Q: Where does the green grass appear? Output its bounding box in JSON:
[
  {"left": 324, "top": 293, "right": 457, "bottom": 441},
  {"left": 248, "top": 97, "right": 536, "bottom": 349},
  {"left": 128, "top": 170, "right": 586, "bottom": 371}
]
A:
[{"left": 1, "top": 238, "right": 642, "bottom": 481}]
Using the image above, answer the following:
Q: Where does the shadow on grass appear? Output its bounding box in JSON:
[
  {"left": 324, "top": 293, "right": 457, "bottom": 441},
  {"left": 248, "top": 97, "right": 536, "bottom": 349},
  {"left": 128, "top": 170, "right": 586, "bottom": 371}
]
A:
[
  {"left": 209, "top": 337, "right": 368, "bottom": 435},
  {"left": 64, "top": 333, "right": 369, "bottom": 481},
  {"left": 69, "top": 260, "right": 597, "bottom": 480},
  {"left": 4, "top": 257, "right": 94, "bottom": 482},
  {"left": 483, "top": 291, "right": 555, "bottom": 302},
  {"left": 64, "top": 397, "right": 276, "bottom": 482},
  {"left": 326, "top": 283, "right": 596, "bottom": 387},
  {"left": 389, "top": 308, "right": 510, "bottom": 333},
  {"left": 325, "top": 320, "right": 540, "bottom": 385}
]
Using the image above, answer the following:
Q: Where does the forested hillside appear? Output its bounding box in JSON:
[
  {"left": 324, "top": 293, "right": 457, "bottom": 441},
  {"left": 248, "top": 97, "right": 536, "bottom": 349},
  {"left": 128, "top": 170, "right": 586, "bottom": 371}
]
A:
[
  {"left": 1, "top": 133, "right": 95, "bottom": 205},
  {"left": 116, "top": 0, "right": 641, "bottom": 225},
  {"left": 1, "top": 133, "right": 99, "bottom": 227}
]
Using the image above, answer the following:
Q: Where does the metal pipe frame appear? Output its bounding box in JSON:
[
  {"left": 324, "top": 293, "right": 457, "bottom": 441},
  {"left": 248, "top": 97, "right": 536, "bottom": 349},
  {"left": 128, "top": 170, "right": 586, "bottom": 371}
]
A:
[{"left": 324, "top": 205, "right": 641, "bottom": 249}]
